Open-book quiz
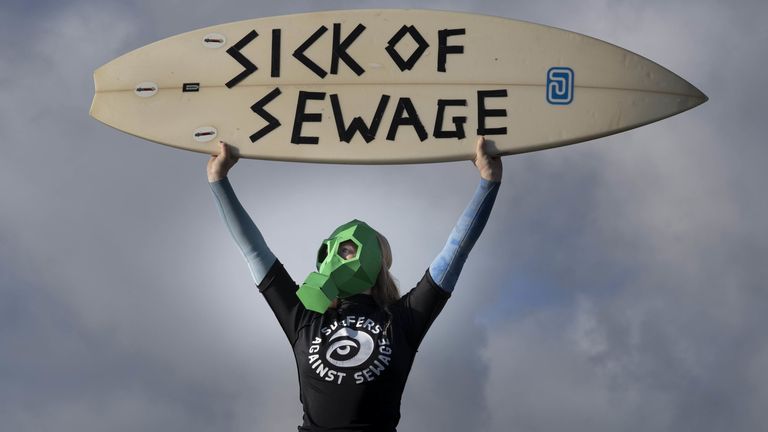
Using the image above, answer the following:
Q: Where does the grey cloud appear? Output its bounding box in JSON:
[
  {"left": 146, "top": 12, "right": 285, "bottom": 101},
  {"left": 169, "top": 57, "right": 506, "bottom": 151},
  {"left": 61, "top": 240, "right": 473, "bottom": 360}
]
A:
[
  {"left": 476, "top": 0, "right": 768, "bottom": 428},
  {"left": 2, "top": 0, "right": 766, "bottom": 431}
]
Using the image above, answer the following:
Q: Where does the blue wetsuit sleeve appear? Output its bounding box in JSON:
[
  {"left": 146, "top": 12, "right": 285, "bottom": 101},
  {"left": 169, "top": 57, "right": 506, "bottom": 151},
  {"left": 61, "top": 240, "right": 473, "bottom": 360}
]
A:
[
  {"left": 209, "top": 177, "right": 277, "bottom": 285},
  {"left": 429, "top": 178, "right": 500, "bottom": 293}
]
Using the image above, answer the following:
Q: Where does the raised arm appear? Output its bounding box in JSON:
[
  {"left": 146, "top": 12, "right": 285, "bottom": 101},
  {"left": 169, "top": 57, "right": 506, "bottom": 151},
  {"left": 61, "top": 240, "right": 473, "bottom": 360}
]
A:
[
  {"left": 208, "top": 141, "right": 277, "bottom": 284},
  {"left": 429, "top": 137, "right": 502, "bottom": 293}
]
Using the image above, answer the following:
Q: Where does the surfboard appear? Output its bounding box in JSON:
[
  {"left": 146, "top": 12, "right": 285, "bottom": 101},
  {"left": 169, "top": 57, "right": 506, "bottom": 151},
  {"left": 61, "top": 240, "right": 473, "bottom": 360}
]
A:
[{"left": 90, "top": 9, "right": 707, "bottom": 164}]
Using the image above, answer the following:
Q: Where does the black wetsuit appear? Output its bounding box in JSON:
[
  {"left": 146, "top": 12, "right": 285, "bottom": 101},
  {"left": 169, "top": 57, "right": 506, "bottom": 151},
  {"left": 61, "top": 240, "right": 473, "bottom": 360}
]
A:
[{"left": 258, "top": 261, "right": 450, "bottom": 432}]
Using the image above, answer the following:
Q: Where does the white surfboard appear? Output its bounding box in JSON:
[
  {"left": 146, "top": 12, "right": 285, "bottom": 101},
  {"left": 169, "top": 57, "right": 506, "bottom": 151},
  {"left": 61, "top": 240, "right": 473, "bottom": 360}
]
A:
[{"left": 90, "top": 9, "right": 707, "bottom": 164}]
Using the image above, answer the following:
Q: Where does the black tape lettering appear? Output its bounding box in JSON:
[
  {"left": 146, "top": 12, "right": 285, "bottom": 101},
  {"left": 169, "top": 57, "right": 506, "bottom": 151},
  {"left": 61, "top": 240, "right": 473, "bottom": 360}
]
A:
[
  {"left": 271, "top": 29, "right": 281, "bottom": 77},
  {"left": 385, "top": 25, "right": 430, "bottom": 71},
  {"left": 477, "top": 90, "right": 508, "bottom": 135},
  {"left": 331, "top": 23, "right": 366, "bottom": 76},
  {"left": 292, "top": 91, "right": 326, "bottom": 144},
  {"left": 293, "top": 26, "right": 328, "bottom": 78},
  {"left": 226, "top": 30, "right": 259, "bottom": 88},
  {"left": 438, "top": 28, "right": 465, "bottom": 72},
  {"left": 433, "top": 99, "right": 467, "bottom": 139},
  {"left": 386, "top": 97, "right": 428, "bottom": 141},
  {"left": 249, "top": 87, "right": 282, "bottom": 142},
  {"left": 330, "top": 94, "right": 390, "bottom": 143}
]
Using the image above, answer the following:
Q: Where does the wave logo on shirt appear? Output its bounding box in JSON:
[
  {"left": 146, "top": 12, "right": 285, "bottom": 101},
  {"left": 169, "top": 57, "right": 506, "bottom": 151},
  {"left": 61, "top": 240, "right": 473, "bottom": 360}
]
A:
[
  {"left": 307, "top": 315, "right": 393, "bottom": 385},
  {"left": 326, "top": 327, "right": 375, "bottom": 368}
]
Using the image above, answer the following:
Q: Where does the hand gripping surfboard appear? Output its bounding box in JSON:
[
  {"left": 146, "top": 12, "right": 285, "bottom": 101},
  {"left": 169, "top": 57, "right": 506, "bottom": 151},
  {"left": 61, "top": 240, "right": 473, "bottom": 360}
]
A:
[{"left": 89, "top": 9, "right": 707, "bottom": 164}]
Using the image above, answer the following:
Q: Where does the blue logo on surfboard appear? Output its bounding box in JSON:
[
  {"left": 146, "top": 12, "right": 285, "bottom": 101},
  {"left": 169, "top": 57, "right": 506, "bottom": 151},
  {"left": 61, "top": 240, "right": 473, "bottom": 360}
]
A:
[{"left": 547, "top": 67, "right": 574, "bottom": 105}]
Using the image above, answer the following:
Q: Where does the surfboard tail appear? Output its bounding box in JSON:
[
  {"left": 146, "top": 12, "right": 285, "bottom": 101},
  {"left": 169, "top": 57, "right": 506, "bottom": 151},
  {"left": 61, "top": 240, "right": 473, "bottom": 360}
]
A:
[{"left": 89, "top": 71, "right": 98, "bottom": 120}]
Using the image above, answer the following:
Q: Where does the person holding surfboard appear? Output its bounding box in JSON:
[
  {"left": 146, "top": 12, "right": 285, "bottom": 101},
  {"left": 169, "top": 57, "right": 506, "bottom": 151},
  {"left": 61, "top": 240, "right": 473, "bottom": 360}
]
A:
[{"left": 207, "top": 137, "right": 501, "bottom": 431}]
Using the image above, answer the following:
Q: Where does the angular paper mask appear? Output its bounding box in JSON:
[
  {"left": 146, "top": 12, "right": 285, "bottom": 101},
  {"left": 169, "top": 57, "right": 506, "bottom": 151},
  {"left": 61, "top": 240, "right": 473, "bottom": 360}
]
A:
[{"left": 297, "top": 220, "right": 382, "bottom": 313}]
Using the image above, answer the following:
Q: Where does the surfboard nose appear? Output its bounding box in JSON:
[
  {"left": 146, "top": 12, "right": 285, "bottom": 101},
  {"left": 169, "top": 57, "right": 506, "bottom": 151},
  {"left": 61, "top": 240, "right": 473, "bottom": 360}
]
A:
[
  {"left": 693, "top": 84, "right": 708, "bottom": 105},
  {"left": 640, "top": 61, "right": 707, "bottom": 114},
  {"left": 677, "top": 73, "right": 707, "bottom": 105},
  {"left": 676, "top": 77, "right": 708, "bottom": 114}
]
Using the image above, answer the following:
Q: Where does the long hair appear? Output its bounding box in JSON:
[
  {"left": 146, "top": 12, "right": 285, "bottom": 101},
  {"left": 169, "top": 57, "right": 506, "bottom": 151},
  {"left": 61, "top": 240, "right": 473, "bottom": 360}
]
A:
[{"left": 371, "top": 230, "right": 401, "bottom": 308}]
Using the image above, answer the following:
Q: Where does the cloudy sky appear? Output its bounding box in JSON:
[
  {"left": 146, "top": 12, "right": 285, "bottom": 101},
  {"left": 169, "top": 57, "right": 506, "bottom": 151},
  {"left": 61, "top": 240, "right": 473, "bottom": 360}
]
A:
[{"left": 1, "top": 0, "right": 766, "bottom": 431}]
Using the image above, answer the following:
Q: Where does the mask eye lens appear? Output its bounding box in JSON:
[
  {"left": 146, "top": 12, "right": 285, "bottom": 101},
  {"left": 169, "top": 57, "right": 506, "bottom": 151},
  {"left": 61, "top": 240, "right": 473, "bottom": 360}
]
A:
[
  {"left": 317, "top": 243, "right": 328, "bottom": 265},
  {"left": 338, "top": 241, "right": 357, "bottom": 260}
]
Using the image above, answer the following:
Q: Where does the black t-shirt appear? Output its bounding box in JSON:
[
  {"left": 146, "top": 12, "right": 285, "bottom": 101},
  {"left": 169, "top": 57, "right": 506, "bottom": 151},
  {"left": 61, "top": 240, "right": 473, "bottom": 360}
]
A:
[{"left": 257, "top": 260, "right": 451, "bottom": 432}]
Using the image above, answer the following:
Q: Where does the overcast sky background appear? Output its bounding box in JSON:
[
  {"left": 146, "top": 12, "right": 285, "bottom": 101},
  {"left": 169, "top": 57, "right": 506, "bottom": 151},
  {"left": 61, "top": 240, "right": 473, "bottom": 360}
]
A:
[{"left": 1, "top": 0, "right": 766, "bottom": 431}]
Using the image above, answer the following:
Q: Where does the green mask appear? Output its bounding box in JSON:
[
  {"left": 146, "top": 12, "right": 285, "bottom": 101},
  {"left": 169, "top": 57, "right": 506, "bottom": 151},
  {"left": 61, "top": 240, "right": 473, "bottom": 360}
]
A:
[{"left": 297, "top": 220, "right": 382, "bottom": 313}]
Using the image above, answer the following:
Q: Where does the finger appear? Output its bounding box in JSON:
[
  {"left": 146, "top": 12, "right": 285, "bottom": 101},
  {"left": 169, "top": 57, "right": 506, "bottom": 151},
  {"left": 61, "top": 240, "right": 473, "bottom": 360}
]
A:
[
  {"left": 476, "top": 136, "right": 485, "bottom": 153},
  {"left": 471, "top": 136, "right": 483, "bottom": 163},
  {"left": 208, "top": 142, "right": 220, "bottom": 159}
]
